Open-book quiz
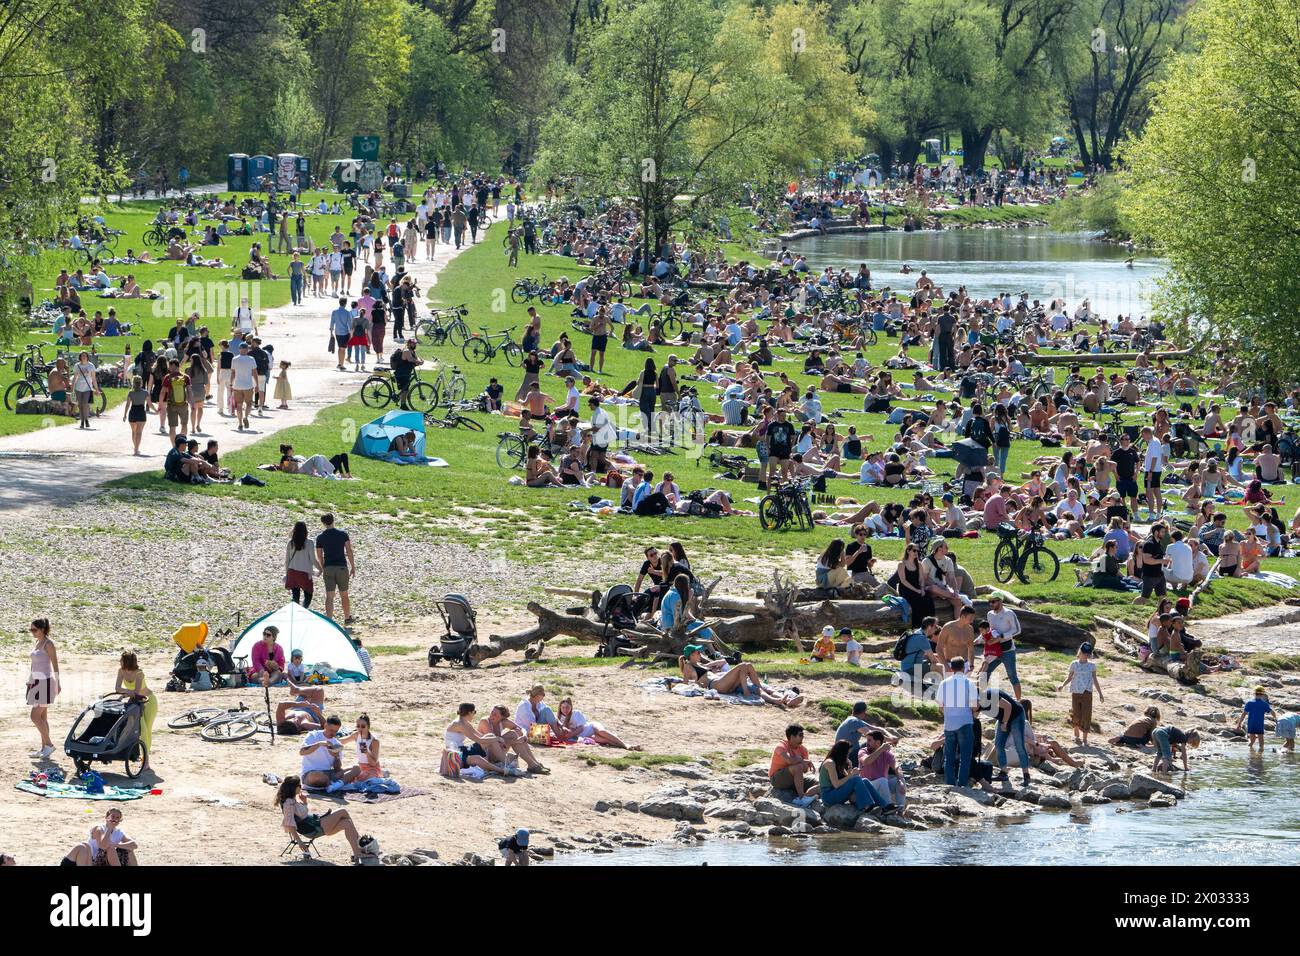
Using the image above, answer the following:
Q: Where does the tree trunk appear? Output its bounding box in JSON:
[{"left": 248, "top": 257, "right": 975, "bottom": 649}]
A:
[{"left": 961, "top": 126, "right": 993, "bottom": 173}]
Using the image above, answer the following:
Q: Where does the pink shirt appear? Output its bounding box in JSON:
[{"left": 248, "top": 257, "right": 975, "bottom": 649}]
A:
[
  {"left": 250, "top": 641, "right": 284, "bottom": 676},
  {"left": 983, "top": 493, "right": 1007, "bottom": 528},
  {"left": 858, "top": 746, "right": 896, "bottom": 782}
]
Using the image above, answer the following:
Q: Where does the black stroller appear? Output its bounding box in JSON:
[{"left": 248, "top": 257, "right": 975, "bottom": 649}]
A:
[
  {"left": 64, "top": 696, "right": 146, "bottom": 779},
  {"left": 428, "top": 593, "right": 478, "bottom": 667},
  {"left": 591, "top": 584, "right": 647, "bottom": 658}
]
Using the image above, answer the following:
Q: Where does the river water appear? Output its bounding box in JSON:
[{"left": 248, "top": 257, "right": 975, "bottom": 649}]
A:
[
  {"left": 558, "top": 746, "right": 1300, "bottom": 866},
  {"left": 787, "top": 229, "right": 1163, "bottom": 321}
]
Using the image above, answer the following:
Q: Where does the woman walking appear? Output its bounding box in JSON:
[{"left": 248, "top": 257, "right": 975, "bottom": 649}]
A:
[
  {"left": 114, "top": 651, "right": 157, "bottom": 773},
  {"left": 187, "top": 351, "right": 212, "bottom": 435},
  {"left": 26, "top": 619, "right": 59, "bottom": 758},
  {"left": 284, "top": 520, "right": 321, "bottom": 608},
  {"left": 72, "top": 351, "right": 99, "bottom": 429},
  {"left": 122, "top": 375, "right": 148, "bottom": 454}
]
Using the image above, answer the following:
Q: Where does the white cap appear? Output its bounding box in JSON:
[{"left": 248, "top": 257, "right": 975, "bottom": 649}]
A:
[{"left": 822, "top": 625, "right": 835, "bottom": 637}]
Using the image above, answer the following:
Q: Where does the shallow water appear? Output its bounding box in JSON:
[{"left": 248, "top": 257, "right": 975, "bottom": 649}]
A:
[
  {"left": 788, "top": 229, "right": 1163, "bottom": 322},
  {"left": 557, "top": 747, "right": 1300, "bottom": 865}
]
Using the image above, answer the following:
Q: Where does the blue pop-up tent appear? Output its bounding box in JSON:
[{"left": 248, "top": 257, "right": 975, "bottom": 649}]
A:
[{"left": 353, "top": 409, "right": 430, "bottom": 464}]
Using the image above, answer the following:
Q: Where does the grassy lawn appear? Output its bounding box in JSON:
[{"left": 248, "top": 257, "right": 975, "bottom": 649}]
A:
[{"left": 106, "top": 223, "right": 1300, "bottom": 633}]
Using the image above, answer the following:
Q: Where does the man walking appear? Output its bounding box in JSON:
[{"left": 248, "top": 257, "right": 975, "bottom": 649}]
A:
[
  {"left": 331, "top": 297, "right": 352, "bottom": 372},
  {"left": 315, "top": 513, "right": 356, "bottom": 625}
]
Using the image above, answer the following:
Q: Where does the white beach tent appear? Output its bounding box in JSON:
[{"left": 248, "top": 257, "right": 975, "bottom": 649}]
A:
[{"left": 230, "top": 602, "right": 370, "bottom": 680}]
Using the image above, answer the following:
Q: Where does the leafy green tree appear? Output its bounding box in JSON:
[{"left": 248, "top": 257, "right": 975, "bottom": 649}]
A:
[{"left": 1124, "top": 0, "right": 1300, "bottom": 384}]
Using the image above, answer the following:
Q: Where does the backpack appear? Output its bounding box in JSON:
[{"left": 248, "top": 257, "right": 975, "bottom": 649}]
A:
[
  {"left": 169, "top": 376, "right": 186, "bottom": 405},
  {"left": 968, "top": 416, "right": 991, "bottom": 446},
  {"left": 390, "top": 348, "right": 404, "bottom": 368},
  {"left": 892, "top": 632, "right": 911, "bottom": 661}
]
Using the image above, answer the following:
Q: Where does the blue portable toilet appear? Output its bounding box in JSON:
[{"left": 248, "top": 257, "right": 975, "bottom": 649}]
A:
[
  {"left": 295, "top": 155, "right": 311, "bottom": 191},
  {"left": 227, "top": 153, "right": 249, "bottom": 192},
  {"left": 248, "top": 154, "right": 274, "bottom": 189}
]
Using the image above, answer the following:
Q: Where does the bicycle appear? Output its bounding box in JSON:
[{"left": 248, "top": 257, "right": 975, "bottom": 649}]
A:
[
  {"left": 358, "top": 368, "right": 438, "bottom": 413},
  {"left": 496, "top": 431, "right": 529, "bottom": 469},
  {"left": 758, "top": 478, "right": 813, "bottom": 531},
  {"left": 427, "top": 362, "right": 467, "bottom": 408},
  {"left": 992, "top": 523, "right": 1060, "bottom": 585},
  {"left": 462, "top": 326, "right": 523, "bottom": 366},
  {"left": 143, "top": 221, "right": 171, "bottom": 246},
  {"left": 511, "top": 274, "right": 557, "bottom": 306},
  {"left": 424, "top": 405, "right": 485, "bottom": 431},
  {"left": 167, "top": 702, "right": 272, "bottom": 742},
  {"left": 415, "top": 304, "right": 471, "bottom": 346}
]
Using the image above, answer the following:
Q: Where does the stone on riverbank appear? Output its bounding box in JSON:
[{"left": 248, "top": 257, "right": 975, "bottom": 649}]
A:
[{"left": 1127, "top": 773, "right": 1185, "bottom": 799}]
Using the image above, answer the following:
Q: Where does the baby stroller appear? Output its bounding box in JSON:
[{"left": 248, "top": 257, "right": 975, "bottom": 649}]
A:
[
  {"left": 64, "top": 696, "right": 146, "bottom": 779},
  {"left": 591, "top": 584, "right": 646, "bottom": 658},
  {"left": 166, "top": 623, "right": 247, "bottom": 691},
  {"left": 429, "top": 593, "right": 478, "bottom": 667}
]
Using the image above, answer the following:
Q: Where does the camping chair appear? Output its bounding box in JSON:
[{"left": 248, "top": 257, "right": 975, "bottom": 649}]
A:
[
  {"left": 429, "top": 593, "right": 478, "bottom": 668},
  {"left": 281, "top": 833, "right": 320, "bottom": 861}
]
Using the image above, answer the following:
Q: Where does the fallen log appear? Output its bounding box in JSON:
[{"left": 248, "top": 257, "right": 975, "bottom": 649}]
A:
[{"left": 1099, "top": 616, "right": 1202, "bottom": 684}]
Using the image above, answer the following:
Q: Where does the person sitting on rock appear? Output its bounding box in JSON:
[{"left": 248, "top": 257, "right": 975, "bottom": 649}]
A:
[{"left": 769, "top": 723, "right": 819, "bottom": 807}]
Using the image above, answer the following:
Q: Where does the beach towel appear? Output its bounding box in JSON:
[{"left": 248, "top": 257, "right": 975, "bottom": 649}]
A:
[
  {"left": 344, "top": 786, "right": 429, "bottom": 804},
  {"left": 15, "top": 781, "right": 149, "bottom": 801},
  {"left": 326, "top": 777, "right": 401, "bottom": 795}
]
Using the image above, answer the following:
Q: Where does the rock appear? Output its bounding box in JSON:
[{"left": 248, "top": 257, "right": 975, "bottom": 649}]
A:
[
  {"left": 1037, "top": 792, "right": 1073, "bottom": 809},
  {"left": 1148, "top": 792, "right": 1177, "bottom": 808},
  {"left": 1140, "top": 688, "right": 1179, "bottom": 704},
  {"left": 1099, "top": 782, "right": 1132, "bottom": 800},
  {"left": 719, "top": 822, "right": 752, "bottom": 835},
  {"left": 1218, "top": 695, "right": 1244, "bottom": 708},
  {"left": 458, "top": 853, "right": 495, "bottom": 866},
  {"left": 752, "top": 797, "right": 802, "bottom": 827},
  {"left": 1011, "top": 788, "right": 1040, "bottom": 804},
  {"left": 593, "top": 800, "right": 611, "bottom": 813},
  {"left": 1087, "top": 775, "right": 1129, "bottom": 793},
  {"left": 1080, "top": 793, "right": 1111, "bottom": 805},
  {"left": 1122, "top": 703, "right": 1136, "bottom": 712},
  {"left": 663, "top": 765, "right": 710, "bottom": 780},
  {"left": 1193, "top": 712, "right": 1226, "bottom": 723},
  {"left": 622, "top": 801, "right": 639, "bottom": 813},
  {"left": 822, "top": 803, "right": 862, "bottom": 829},
  {"left": 704, "top": 800, "right": 753, "bottom": 821},
  {"left": 766, "top": 825, "right": 793, "bottom": 837},
  {"left": 639, "top": 797, "right": 705, "bottom": 822},
  {"left": 531, "top": 846, "right": 554, "bottom": 857},
  {"left": 1127, "top": 773, "right": 1185, "bottom": 799},
  {"left": 853, "top": 815, "right": 886, "bottom": 833}
]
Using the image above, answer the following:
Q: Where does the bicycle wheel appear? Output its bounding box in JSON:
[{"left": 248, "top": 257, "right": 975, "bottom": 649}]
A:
[
  {"left": 123, "top": 742, "right": 146, "bottom": 779},
  {"left": 863, "top": 328, "right": 878, "bottom": 346},
  {"left": 454, "top": 414, "right": 485, "bottom": 432},
  {"left": 615, "top": 279, "right": 631, "bottom": 296},
  {"left": 758, "top": 495, "right": 786, "bottom": 531},
  {"left": 200, "top": 715, "right": 259, "bottom": 742},
  {"left": 416, "top": 320, "right": 439, "bottom": 345},
  {"left": 4, "top": 380, "right": 33, "bottom": 411},
  {"left": 92, "top": 390, "right": 107, "bottom": 415},
  {"left": 167, "top": 707, "right": 223, "bottom": 729},
  {"left": 993, "top": 540, "right": 1018, "bottom": 584},
  {"left": 792, "top": 494, "right": 812, "bottom": 531},
  {"left": 510, "top": 284, "right": 530, "bottom": 304},
  {"left": 447, "top": 321, "right": 470, "bottom": 348},
  {"left": 359, "top": 376, "right": 393, "bottom": 408},
  {"left": 496, "top": 435, "right": 527, "bottom": 469},
  {"left": 661, "top": 313, "right": 682, "bottom": 337},
  {"left": 407, "top": 381, "right": 439, "bottom": 413},
  {"left": 1017, "top": 545, "right": 1060, "bottom": 585},
  {"left": 446, "top": 376, "right": 467, "bottom": 405},
  {"left": 502, "top": 342, "right": 523, "bottom": 367},
  {"left": 463, "top": 338, "right": 492, "bottom": 363}
]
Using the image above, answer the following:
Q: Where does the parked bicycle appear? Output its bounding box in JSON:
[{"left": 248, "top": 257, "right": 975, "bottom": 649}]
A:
[
  {"left": 415, "top": 304, "right": 471, "bottom": 347},
  {"left": 424, "top": 404, "right": 485, "bottom": 431},
  {"left": 511, "top": 274, "right": 557, "bottom": 306},
  {"left": 427, "top": 362, "right": 467, "bottom": 408},
  {"left": 758, "top": 478, "right": 814, "bottom": 532},
  {"left": 462, "top": 326, "right": 523, "bottom": 366},
  {"left": 166, "top": 701, "right": 272, "bottom": 742},
  {"left": 358, "top": 368, "right": 438, "bottom": 413},
  {"left": 496, "top": 431, "right": 529, "bottom": 469},
  {"left": 992, "top": 523, "right": 1060, "bottom": 585}
]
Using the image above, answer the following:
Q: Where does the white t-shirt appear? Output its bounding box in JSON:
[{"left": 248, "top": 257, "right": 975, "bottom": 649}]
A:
[
  {"left": 231, "top": 354, "right": 257, "bottom": 390},
  {"left": 301, "top": 729, "right": 339, "bottom": 773},
  {"left": 1166, "top": 541, "right": 1193, "bottom": 580},
  {"left": 937, "top": 674, "right": 978, "bottom": 730},
  {"left": 1143, "top": 441, "right": 1165, "bottom": 473},
  {"left": 235, "top": 307, "right": 254, "bottom": 332}
]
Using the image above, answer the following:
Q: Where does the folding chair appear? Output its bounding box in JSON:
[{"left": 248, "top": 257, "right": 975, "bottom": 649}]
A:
[{"left": 281, "top": 834, "right": 320, "bottom": 861}]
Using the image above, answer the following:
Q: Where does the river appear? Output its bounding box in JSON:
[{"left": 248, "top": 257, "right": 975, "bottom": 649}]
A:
[
  {"left": 786, "top": 228, "right": 1163, "bottom": 321},
  {"left": 558, "top": 746, "right": 1300, "bottom": 866}
]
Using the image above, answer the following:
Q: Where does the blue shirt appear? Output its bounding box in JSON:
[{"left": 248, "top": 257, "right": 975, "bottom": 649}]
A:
[
  {"left": 330, "top": 306, "right": 353, "bottom": 336},
  {"left": 660, "top": 588, "right": 683, "bottom": 628},
  {"left": 1243, "top": 698, "right": 1273, "bottom": 733}
]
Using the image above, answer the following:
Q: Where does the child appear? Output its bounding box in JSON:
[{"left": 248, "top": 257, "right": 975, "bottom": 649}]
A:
[
  {"left": 1275, "top": 711, "right": 1297, "bottom": 752},
  {"left": 811, "top": 625, "right": 835, "bottom": 663},
  {"left": 274, "top": 360, "right": 293, "bottom": 410},
  {"left": 975, "top": 619, "right": 999, "bottom": 678},
  {"left": 1056, "top": 641, "right": 1104, "bottom": 746},
  {"left": 843, "top": 627, "right": 862, "bottom": 667},
  {"left": 1152, "top": 726, "right": 1200, "bottom": 772},
  {"left": 1236, "top": 686, "right": 1274, "bottom": 750}
]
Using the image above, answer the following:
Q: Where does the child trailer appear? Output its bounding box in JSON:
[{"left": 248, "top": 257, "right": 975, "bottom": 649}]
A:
[
  {"left": 429, "top": 593, "right": 478, "bottom": 667},
  {"left": 65, "top": 696, "right": 146, "bottom": 779},
  {"left": 590, "top": 584, "right": 645, "bottom": 657}
]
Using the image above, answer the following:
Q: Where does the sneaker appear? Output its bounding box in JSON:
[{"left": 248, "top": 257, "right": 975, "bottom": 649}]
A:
[
  {"left": 344, "top": 616, "right": 356, "bottom": 625},
  {"left": 36, "top": 744, "right": 54, "bottom": 759}
]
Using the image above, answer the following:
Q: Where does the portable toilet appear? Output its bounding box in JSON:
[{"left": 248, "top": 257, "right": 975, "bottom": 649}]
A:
[
  {"left": 227, "top": 153, "right": 249, "bottom": 192},
  {"left": 275, "top": 153, "right": 299, "bottom": 191},
  {"left": 924, "top": 139, "right": 942, "bottom": 164},
  {"left": 249, "top": 154, "right": 274, "bottom": 189},
  {"left": 295, "top": 155, "right": 311, "bottom": 190}
]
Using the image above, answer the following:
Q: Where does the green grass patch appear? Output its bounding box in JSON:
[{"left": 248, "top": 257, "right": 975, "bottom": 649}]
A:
[
  {"left": 366, "top": 644, "right": 419, "bottom": 657},
  {"left": 703, "top": 747, "right": 771, "bottom": 773},
  {"left": 1249, "top": 654, "right": 1300, "bottom": 672},
  {"left": 582, "top": 751, "right": 693, "bottom": 771}
]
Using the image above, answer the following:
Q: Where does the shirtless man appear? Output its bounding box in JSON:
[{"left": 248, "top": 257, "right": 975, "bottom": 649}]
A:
[
  {"left": 934, "top": 606, "right": 977, "bottom": 673},
  {"left": 588, "top": 307, "right": 609, "bottom": 374}
]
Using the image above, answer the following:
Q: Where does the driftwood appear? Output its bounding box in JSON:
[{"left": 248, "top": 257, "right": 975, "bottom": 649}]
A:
[
  {"left": 1019, "top": 349, "right": 1192, "bottom": 366},
  {"left": 1100, "top": 616, "right": 1202, "bottom": 684}
]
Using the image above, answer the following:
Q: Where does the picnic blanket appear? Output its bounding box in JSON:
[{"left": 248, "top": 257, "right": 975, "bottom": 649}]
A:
[
  {"left": 325, "top": 777, "right": 400, "bottom": 796},
  {"left": 16, "top": 781, "right": 149, "bottom": 801}
]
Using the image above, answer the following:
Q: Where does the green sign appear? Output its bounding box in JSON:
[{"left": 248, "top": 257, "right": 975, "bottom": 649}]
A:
[{"left": 352, "top": 136, "right": 380, "bottom": 162}]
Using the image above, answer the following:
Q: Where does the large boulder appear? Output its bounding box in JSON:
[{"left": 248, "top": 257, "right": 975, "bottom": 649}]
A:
[
  {"left": 1127, "top": 773, "right": 1185, "bottom": 799},
  {"left": 822, "top": 803, "right": 862, "bottom": 829},
  {"left": 1099, "top": 781, "right": 1132, "bottom": 800},
  {"left": 704, "top": 800, "right": 753, "bottom": 821},
  {"left": 1037, "top": 792, "right": 1073, "bottom": 810},
  {"left": 639, "top": 796, "right": 705, "bottom": 822}
]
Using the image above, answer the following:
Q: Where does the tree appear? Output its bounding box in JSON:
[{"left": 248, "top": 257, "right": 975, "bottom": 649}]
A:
[
  {"left": 1124, "top": 0, "right": 1300, "bottom": 384},
  {"left": 1054, "top": 0, "right": 1188, "bottom": 169}
]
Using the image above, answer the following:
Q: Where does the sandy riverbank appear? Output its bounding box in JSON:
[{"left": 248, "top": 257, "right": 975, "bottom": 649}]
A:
[{"left": 2, "top": 615, "right": 1293, "bottom": 866}]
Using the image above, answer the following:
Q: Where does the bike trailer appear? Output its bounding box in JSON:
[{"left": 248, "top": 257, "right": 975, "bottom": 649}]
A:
[{"left": 64, "top": 696, "right": 145, "bottom": 779}]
